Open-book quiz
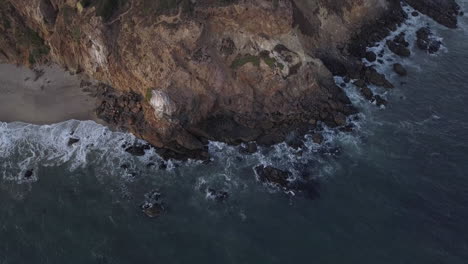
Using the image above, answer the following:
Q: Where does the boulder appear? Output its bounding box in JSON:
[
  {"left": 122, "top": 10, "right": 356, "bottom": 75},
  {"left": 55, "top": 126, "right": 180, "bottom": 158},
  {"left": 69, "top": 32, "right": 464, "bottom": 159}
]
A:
[
  {"left": 387, "top": 40, "right": 411, "bottom": 57},
  {"left": 416, "top": 27, "right": 442, "bottom": 54}
]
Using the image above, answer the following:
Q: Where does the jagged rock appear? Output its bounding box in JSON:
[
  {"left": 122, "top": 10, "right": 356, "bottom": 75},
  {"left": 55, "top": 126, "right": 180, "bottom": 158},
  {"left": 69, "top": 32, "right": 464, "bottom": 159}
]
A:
[
  {"left": 364, "top": 67, "right": 394, "bottom": 88},
  {"left": 405, "top": 0, "right": 460, "bottom": 28},
  {"left": 416, "top": 27, "right": 442, "bottom": 54},
  {"left": 0, "top": 0, "right": 459, "bottom": 160},
  {"left": 393, "top": 63, "right": 407, "bottom": 76}
]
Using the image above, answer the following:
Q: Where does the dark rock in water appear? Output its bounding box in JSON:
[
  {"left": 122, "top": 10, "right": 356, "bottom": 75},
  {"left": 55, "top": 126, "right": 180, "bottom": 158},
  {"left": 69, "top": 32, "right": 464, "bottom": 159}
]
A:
[
  {"left": 340, "top": 124, "right": 355, "bottom": 132},
  {"left": 373, "top": 95, "right": 388, "bottom": 107},
  {"left": 353, "top": 79, "right": 366, "bottom": 88},
  {"left": 240, "top": 142, "right": 258, "bottom": 154},
  {"left": 207, "top": 188, "right": 229, "bottom": 202},
  {"left": 365, "top": 51, "right": 377, "bottom": 62},
  {"left": 386, "top": 40, "right": 411, "bottom": 57},
  {"left": 24, "top": 169, "right": 33, "bottom": 178},
  {"left": 360, "top": 86, "right": 374, "bottom": 101},
  {"left": 412, "top": 11, "right": 419, "bottom": 16},
  {"left": 364, "top": 67, "right": 394, "bottom": 88},
  {"left": 67, "top": 138, "right": 80, "bottom": 146},
  {"left": 312, "top": 133, "right": 324, "bottom": 144},
  {"left": 254, "top": 166, "right": 291, "bottom": 189},
  {"left": 428, "top": 41, "right": 441, "bottom": 54},
  {"left": 393, "top": 63, "right": 407, "bottom": 76},
  {"left": 286, "top": 136, "right": 304, "bottom": 149},
  {"left": 125, "top": 144, "right": 150, "bottom": 156},
  {"left": 141, "top": 190, "right": 165, "bottom": 218},
  {"left": 394, "top": 33, "right": 410, "bottom": 47},
  {"left": 159, "top": 163, "right": 167, "bottom": 170},
  {"left": 405, "top": 0, "right": 460, "bottom": 28},
  {"left": 416, "top": 27, "right": 442, "bottom": 54},
  {"left": 141, "top": 203, "right": 165, "bottom": 218},
  {"left": 254, "top": 165, "right": 320, "bottom": 200},
  {"left": 343, "top": 76, "right": 351, "bottom": 83},
  {"left": 120, "top": 164, "right": 129, "bottom": 169}
]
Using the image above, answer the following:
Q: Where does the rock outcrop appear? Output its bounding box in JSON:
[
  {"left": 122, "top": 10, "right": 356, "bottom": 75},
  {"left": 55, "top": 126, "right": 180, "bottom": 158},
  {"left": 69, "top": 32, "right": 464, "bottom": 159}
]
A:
[{"left": 0, "top": 0, "right": 461, "bottom": 159}]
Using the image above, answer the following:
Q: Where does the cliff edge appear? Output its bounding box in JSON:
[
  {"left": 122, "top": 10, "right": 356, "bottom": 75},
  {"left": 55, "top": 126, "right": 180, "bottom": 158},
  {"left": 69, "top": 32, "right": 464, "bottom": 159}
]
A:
[{"left": 0, "top": 0, "right": 461, "bottom": 159}]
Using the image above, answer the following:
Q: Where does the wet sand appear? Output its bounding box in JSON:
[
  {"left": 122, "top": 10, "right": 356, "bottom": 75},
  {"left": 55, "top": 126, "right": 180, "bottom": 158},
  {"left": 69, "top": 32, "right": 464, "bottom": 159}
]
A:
[{"left": 0, "top": 64, "right": 102, "bottom": 124}]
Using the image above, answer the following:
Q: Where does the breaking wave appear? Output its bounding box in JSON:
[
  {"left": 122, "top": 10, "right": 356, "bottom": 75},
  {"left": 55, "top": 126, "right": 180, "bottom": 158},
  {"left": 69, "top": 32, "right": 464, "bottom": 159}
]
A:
[{"left": 0, "top": 3, "right": 451, "bottom": 199}]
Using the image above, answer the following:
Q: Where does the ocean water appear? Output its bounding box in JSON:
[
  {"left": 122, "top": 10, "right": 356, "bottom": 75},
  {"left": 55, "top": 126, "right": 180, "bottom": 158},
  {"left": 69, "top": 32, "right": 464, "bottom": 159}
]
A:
[{"left": 1, "top": 3, "right": 468, "bottom": 263}]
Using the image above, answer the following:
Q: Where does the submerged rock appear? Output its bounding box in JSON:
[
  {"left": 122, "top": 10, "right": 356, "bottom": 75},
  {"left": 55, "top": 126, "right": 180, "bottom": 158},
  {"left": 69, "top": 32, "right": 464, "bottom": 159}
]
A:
[
  {"left": 254, "top": 165, "right": 320, "bottom": 199},
  {"left": 207, "top": 189, "right": 229, "bottom": 202},
  {"left": 393, "top": 63, "right": 408, "bottom": 76},
  {"left": 141, "top": 203, "right": 165, "bottom": 218},
  {"left": 141, "top": 190, "right": 165, "bottom": 218}
]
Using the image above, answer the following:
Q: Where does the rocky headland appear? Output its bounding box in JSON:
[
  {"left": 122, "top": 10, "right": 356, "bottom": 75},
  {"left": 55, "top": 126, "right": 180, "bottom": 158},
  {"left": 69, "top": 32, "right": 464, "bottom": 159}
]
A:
[{"left": 0, "top": 0, "right": 462, "bottom": 160}]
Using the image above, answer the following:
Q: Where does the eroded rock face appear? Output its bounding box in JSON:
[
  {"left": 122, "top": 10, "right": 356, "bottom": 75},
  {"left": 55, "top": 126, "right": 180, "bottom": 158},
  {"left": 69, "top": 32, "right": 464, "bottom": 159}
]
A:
[{"left": 0, "top": 0, "right": 460, "bottom": 158}]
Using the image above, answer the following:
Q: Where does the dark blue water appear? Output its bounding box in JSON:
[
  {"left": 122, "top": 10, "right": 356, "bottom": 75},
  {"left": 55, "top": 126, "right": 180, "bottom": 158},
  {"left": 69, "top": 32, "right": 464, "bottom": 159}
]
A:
[{"left": 1, "top": 4, "right": 468, "bottom": 264}]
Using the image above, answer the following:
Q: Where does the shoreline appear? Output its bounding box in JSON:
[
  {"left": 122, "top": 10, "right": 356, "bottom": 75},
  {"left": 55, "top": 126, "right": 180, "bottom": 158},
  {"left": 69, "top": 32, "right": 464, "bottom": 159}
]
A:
[{"left": 0, "top": 63, "right": 105, "bottom": 126}]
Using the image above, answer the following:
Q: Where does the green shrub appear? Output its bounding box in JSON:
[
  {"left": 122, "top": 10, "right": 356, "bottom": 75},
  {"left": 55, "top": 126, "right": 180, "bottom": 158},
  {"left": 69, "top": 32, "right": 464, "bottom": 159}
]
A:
[
  {"left": 145, "top": 88, "right": 153, "bottom": 102},
  {"left": 231, "top": 55, "right": 260, "bottom": 69}
]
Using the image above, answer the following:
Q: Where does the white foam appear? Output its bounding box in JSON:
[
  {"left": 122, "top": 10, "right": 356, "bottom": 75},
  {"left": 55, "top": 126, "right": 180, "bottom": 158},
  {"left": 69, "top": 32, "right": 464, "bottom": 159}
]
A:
[{"left": 0, "top": 120, "right": 161, "bottom": 183}]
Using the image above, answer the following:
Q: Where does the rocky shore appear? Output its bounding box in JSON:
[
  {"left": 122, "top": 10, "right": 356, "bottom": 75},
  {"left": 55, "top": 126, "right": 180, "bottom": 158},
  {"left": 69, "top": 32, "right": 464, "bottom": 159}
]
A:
[{"left": 0, "top": 0, "right": 462, "bottom": 160}]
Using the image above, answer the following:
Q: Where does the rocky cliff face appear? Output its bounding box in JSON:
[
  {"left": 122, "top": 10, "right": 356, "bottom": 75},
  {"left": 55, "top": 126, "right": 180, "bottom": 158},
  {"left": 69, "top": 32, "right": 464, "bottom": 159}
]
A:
[{"left": 0, "top": 0, "right": 461, "bottom": 159}]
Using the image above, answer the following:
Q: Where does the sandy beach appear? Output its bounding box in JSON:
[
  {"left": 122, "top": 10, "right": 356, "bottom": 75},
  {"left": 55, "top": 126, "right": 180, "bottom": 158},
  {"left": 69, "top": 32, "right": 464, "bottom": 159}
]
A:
[{"left": 0, "top": 64, "right": 101, "bottom": 124}]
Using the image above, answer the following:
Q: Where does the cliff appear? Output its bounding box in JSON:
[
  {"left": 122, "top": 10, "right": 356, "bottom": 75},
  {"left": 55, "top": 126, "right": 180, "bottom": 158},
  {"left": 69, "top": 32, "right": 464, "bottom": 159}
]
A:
[{"left": 0, "top": 0, "right": 461, "bottom": 159}]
